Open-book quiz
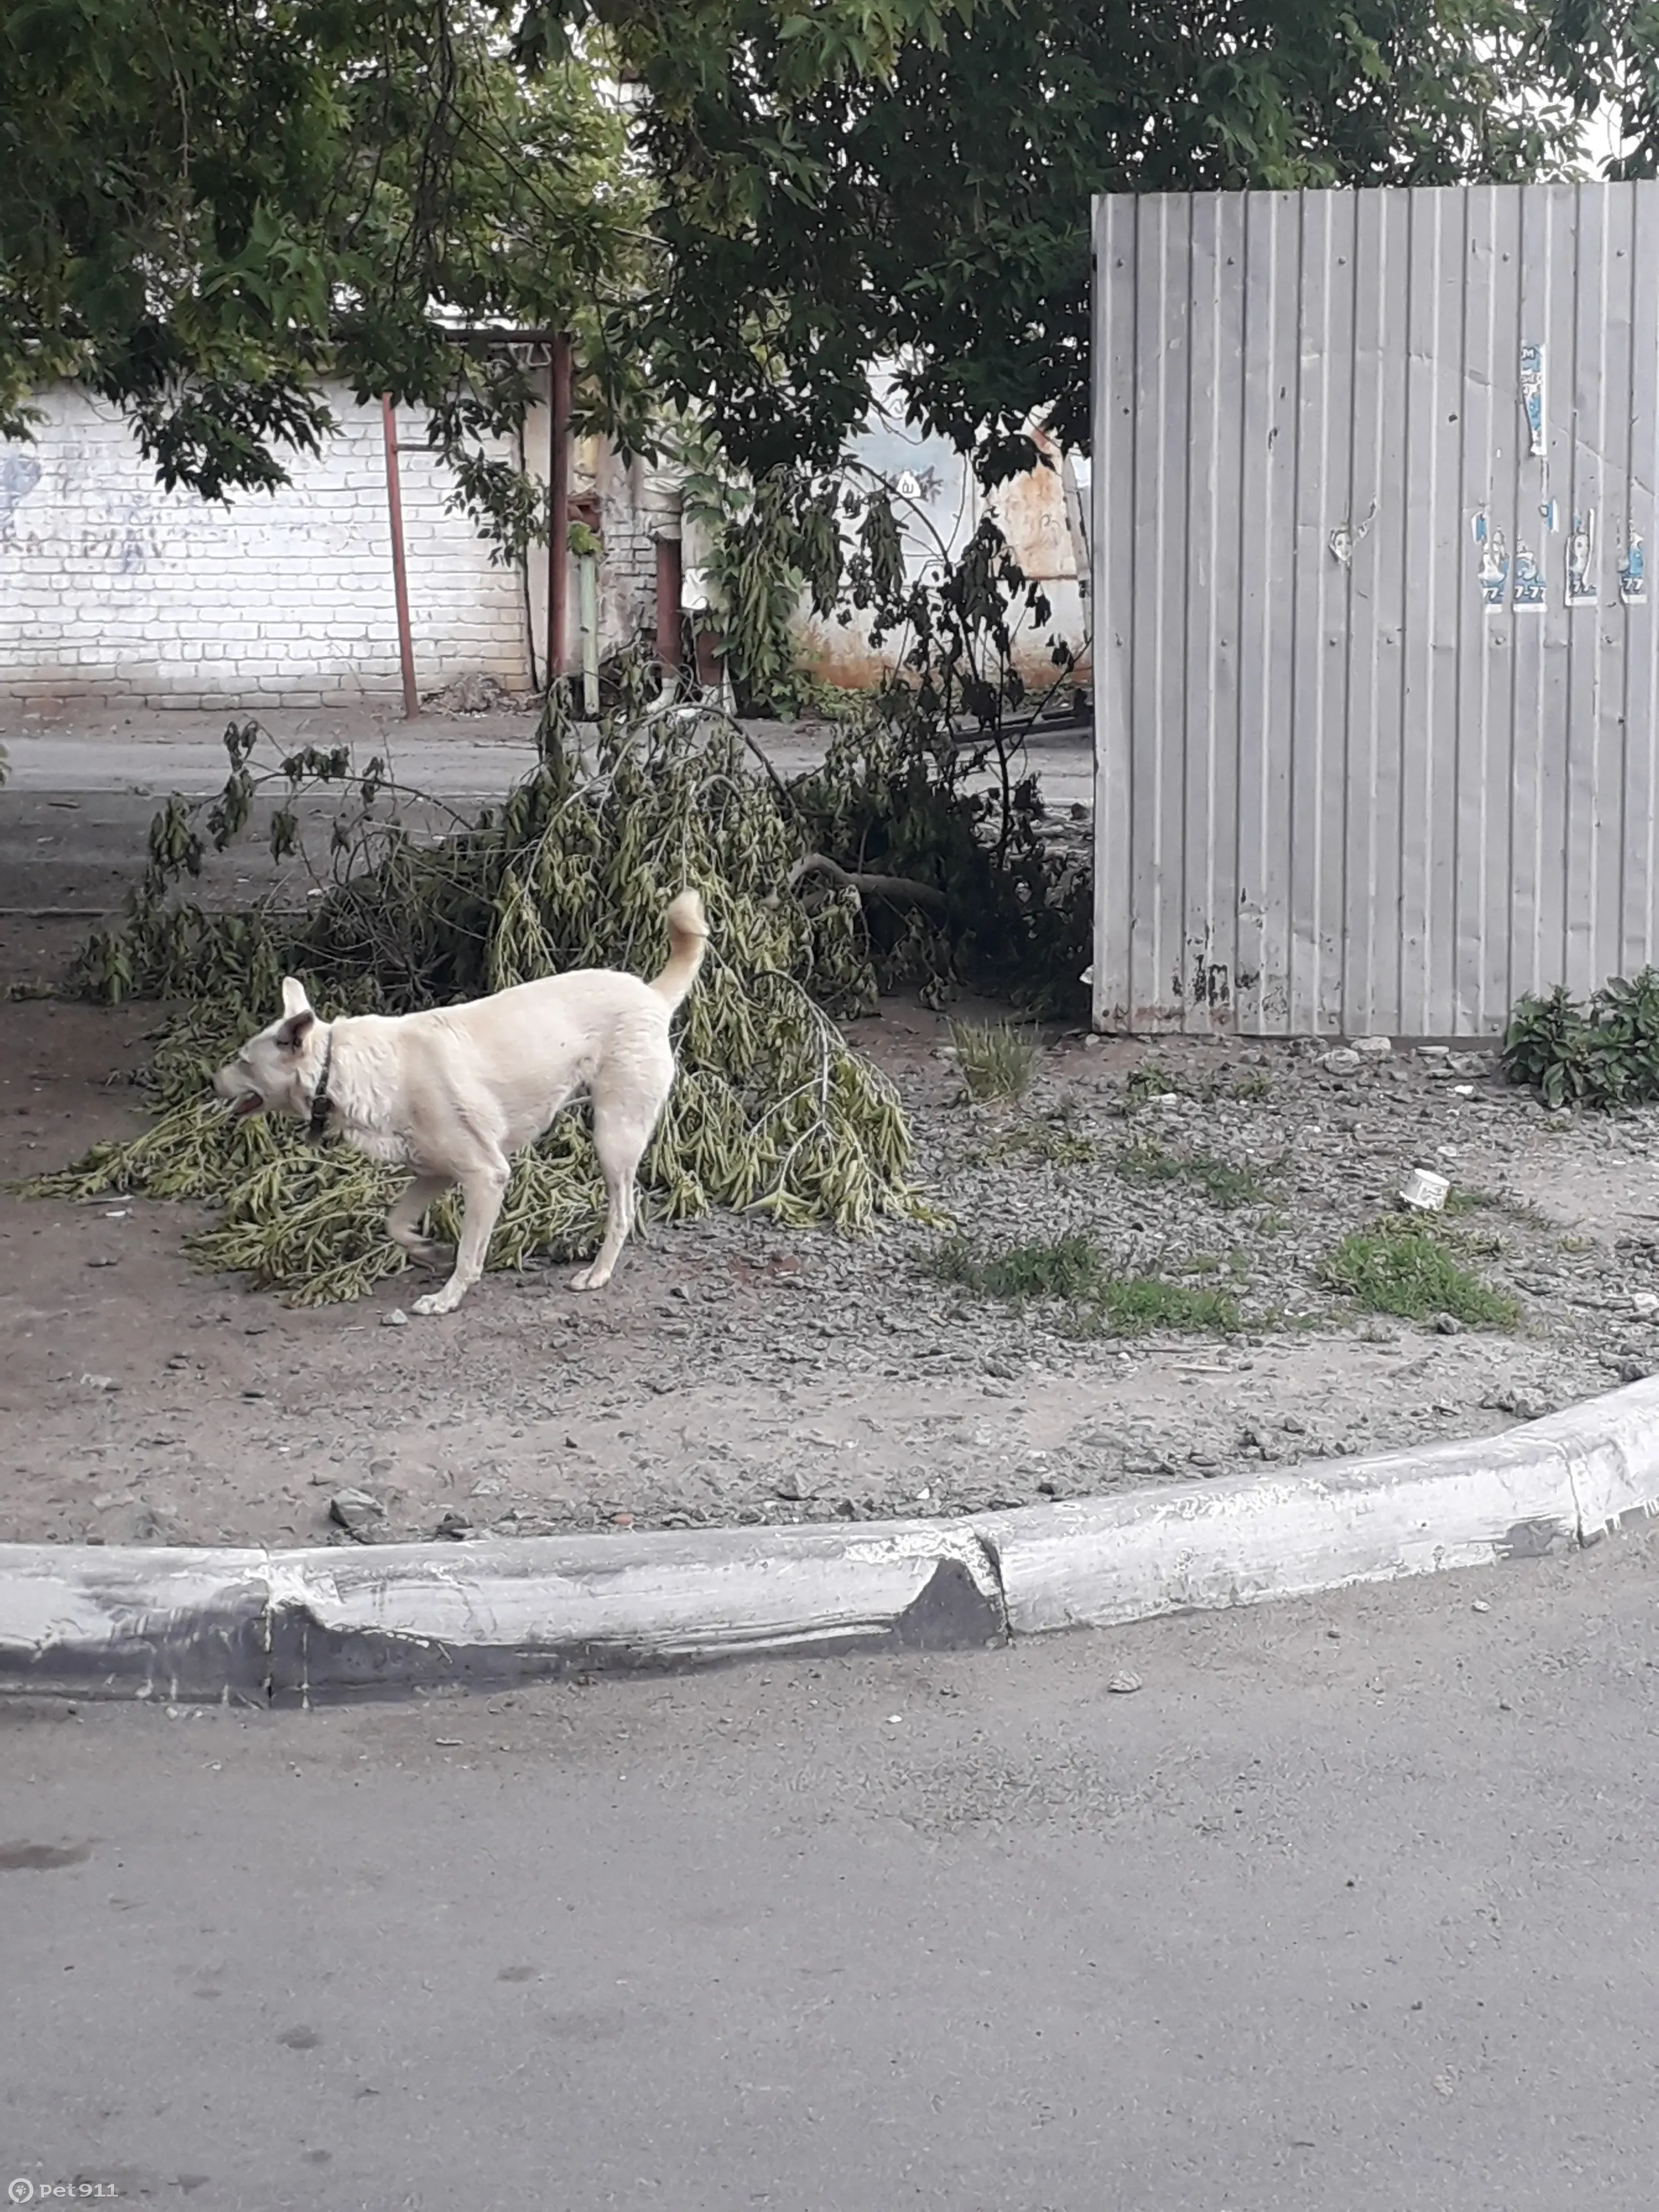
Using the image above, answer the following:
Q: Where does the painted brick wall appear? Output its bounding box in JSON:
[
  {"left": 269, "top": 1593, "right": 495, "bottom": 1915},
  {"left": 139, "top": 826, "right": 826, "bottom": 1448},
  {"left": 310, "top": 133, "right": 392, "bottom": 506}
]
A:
[{"left": 0, "top": 384, "right": 533, "bottom": 709}]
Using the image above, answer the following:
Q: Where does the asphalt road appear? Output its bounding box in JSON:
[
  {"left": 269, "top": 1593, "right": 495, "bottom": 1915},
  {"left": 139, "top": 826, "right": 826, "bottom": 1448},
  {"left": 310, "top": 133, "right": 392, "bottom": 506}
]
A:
[{"left": 4, "top": 1532, "right": 1657, "bottom": 2211}]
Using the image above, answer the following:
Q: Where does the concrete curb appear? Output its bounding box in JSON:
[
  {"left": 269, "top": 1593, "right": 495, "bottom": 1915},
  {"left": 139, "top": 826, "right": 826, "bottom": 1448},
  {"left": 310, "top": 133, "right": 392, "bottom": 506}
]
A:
[
  {"left": 5, "top": 1378, "right": 1659, "bottom": 1704},
  {"left": 977, "top": 1424, "right": 1582, "bottom": 1636},
  {"left": 0, "top": 1523, "right": 1005, "bottom": 1705}
]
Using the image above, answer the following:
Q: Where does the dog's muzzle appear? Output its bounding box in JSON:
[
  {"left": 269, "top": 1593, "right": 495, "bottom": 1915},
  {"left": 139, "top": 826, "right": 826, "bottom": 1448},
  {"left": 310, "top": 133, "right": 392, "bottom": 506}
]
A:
[{"left": 212, "top": 1066, "right": 265, "bottom": 1120}]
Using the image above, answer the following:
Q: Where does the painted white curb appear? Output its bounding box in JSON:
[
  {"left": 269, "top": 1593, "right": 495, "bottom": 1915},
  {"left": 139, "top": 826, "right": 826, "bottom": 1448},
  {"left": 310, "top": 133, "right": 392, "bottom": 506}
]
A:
[
  {"left": 0, "top": 1521, "right": 1003, "bottom": 1702},
  {"left": 980, "top": 1428, "right": 1580, "bottom": 1636},
  {"left": 0, "top": 1545, "right": 273, "bottom": 1703},
  {"left": 1529, "top": 1379, "right": 1659, "bottom": 1540},
  {"left": 978, "top": 1375, "right": 1659, "bottom": 1636},
  {"left": 265, "top": 1521, "right": 1003, "bottom": 1695},
  {"left": 3, "top": 1378, "right": 1657, "bottom": 1701}
]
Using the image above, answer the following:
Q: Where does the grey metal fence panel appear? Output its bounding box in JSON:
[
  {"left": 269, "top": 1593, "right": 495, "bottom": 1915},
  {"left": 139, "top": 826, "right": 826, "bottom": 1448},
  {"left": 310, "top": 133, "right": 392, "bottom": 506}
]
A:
[{"left": 1092, "top": 181, "right": 1659, "bottom": 1037}]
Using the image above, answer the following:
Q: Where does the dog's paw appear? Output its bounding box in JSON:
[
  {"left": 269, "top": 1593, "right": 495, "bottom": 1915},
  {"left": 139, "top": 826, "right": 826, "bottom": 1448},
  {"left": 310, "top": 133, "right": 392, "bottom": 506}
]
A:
[
  {"left": 568, "top": 1264, "right": 609, "bottom": 1293},
  {"left": 413, "top": 1287, "right": 464, "bottom": 1317}
]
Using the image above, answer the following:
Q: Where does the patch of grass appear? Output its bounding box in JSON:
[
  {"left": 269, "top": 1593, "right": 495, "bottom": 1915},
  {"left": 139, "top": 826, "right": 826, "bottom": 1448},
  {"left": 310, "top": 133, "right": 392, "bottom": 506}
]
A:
[
  {"left": 1115, "top": 1140, "right": 1272, "bottom": 1210},
  {"left": 949, "top": 1019, "right": 1042, "bottom": 1104},
  {"left": 1443, "top": 1189, "right": 1494, "bottom": 1217},
  {"left": 927, "top": 1231, "right": 1240, "bottom": 1335},
  {"left": 930, "top": 1230, "right": 1107, "bottom": 1302},
  {"left": 1192, "top": 1157, "right": 1272, "bottom": 1209},
  {"left": 1444, "top": 1186, "right": 1553, "bottom": 1232},
  {"left": 1115, "top": 1139, "right": 1183, "bottom": 1187},
  {"left": 964, "top": 1119, "right": 1096, "bottom": 1168},
  {"left": 1090, "top": 1277, "right": 1241, "bottom": 1336},
  {"left": 1125, "top": 1059, "right": 1185, "bottom": 1108},
  {"left": 1232, "top": 1070, "right": 1272, "bottom": 1102},
  {"left": 1321, "top": 1219, "right": 1520, "bottom": 1328}
]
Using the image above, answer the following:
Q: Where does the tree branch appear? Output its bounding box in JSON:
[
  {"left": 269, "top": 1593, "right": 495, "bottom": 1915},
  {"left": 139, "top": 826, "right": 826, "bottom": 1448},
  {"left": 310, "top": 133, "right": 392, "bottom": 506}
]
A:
[{"left": 788, "top": 853, "right": 949, "bottom": 911}]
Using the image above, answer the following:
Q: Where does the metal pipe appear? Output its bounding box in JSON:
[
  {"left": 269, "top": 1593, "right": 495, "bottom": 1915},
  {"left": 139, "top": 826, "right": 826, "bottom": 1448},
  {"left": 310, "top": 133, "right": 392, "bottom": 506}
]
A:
[
  {"left": 548, "top": 335, "right": 573, "bottom": 690},
  {"left": 380, "top": 395, "right": 420, "bottom": 719},
  {"left": 515, "top": 414, "right": 540, "bottom": 693}
]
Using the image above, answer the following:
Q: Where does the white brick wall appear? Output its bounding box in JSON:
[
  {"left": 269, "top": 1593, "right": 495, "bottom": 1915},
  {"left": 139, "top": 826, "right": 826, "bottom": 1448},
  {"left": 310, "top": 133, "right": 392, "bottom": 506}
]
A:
[
  {"left": 589, "top": 443, "right": 680, "bottom": 656},
  {"left": 0, "top": 383, "right": 533, "bottom": 708}
]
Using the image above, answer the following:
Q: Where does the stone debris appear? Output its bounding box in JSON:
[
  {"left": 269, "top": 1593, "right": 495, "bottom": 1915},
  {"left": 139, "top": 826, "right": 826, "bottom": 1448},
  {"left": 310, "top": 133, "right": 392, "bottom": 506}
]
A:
[{"left": 329, "top": 1488, "right": 386, "bottom": 1539}]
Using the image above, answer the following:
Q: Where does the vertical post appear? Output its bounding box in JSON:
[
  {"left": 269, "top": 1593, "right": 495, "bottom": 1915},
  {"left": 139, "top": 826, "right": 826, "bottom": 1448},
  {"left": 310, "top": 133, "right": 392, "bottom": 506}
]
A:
[
  {"left": 578, "top": 552, "right": 600, "bottom": 716},
  {"left": 654, "top": 533, "right": 683, "bottom": 670},
  {"left": 380, "top": 395, "right": 420, "bottom": 720},
  {"left": 548, "top": 335, "right": 573, "bottom": 692}
]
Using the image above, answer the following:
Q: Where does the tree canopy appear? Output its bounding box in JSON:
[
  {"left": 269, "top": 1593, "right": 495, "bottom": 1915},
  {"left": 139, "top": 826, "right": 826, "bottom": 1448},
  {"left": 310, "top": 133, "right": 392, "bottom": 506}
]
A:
[
  {"left": 3, "top": 0, "right": 1650, "bottom": 500},
  {"left": 557, "top": 0, "right": 1630, "bottom": 478},
  {"left": 1, "top": 0, "right": 644, "bottom": 531}
]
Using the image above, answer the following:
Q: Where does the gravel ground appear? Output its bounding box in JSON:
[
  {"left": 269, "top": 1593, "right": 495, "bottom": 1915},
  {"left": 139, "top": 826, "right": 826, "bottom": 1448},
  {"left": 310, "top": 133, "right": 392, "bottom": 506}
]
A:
[{"left": 5, "top": 993, "right": 1659, "bottom": 1550}]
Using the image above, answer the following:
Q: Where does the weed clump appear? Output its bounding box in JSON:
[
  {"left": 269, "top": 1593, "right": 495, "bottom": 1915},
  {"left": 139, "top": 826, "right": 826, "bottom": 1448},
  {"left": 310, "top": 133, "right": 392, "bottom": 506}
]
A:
[
  {"left": 948, "top": 1019, "right": 1042, "bottom": 1104},
  {"left": 1321, "top": 1220, "right": 1519, "bottom": 1328},
  {"left": 1114, "top": 1141, "right": 1273, "bottom": 1210},
  {"left": 929, "top": 1231, "right": 1241, "bottom": 1336}
]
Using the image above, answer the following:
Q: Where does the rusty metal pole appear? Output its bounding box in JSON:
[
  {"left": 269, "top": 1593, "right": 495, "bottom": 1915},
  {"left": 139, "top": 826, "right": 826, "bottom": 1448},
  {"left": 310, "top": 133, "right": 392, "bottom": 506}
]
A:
[
  {"left": 548, "top": 335, "right": 573, "bottom": 693},
  {"left": 379, "top": 395, "right": 420, "bottom": 720},
  {"left": 654, "top": 534, "right": 683, "bottom": 670}
]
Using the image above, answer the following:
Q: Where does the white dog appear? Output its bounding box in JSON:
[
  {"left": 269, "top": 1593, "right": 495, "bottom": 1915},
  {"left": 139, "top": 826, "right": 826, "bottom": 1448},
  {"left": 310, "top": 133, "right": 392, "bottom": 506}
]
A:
[{"left": 213, "top": 890, "right": 708, "bottom": 1316}]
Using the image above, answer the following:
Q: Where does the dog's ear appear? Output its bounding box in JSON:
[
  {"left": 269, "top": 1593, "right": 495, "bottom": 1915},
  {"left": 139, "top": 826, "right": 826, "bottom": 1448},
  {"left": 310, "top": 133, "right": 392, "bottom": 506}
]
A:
[
  {"left": 275, "top": 976, "right": 314, "bottom": 1052},
  {"left": 274, "top": 1007, "right": 315, "bottom": 1053}
]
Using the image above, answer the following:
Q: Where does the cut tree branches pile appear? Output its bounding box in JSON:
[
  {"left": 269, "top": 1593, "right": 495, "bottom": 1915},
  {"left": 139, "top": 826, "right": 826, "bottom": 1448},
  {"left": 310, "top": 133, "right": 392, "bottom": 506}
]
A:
[
  {"left": 23, "top": 707, "right": 907, "bottom": 1302},
  {"left": 21, "top": 667, "right": 1086, "bottom": 1303}
]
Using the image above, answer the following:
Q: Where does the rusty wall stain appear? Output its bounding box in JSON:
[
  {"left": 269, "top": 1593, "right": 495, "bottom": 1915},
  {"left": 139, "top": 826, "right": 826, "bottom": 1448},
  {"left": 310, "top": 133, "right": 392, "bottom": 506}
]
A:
[
  {"left": 987, "top": 425, "right": 1078, "bottom": 584},
  {"left": 805, "top": 617, "right": 1090, "bottom": 693},
  {"left": 799, "top": 427, "right": 1090, "bottom": 692}
]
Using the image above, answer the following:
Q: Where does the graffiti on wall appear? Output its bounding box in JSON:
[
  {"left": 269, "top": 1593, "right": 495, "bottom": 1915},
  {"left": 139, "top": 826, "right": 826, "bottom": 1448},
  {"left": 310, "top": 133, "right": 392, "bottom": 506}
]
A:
[{"left": 0, "top": 453, "right": 41, "bottom": 537}]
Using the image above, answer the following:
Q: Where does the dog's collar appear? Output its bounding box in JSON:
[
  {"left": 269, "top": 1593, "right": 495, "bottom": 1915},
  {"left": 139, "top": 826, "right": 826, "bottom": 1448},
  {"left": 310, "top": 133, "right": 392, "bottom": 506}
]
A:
[{"left": 304, "top": 1035, "right": 334, "bottom": 1145}]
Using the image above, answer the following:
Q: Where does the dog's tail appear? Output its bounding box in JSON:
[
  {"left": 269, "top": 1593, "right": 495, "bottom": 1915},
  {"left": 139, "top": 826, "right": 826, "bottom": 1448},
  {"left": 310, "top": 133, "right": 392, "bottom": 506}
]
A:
[{"left": 648, "top": 888, "right": 709, "bottom": 1010}]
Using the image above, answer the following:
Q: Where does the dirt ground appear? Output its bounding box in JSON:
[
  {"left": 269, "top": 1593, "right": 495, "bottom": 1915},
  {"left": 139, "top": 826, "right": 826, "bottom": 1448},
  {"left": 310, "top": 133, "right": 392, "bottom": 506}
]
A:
[{"left": 5, "top": 988, "right": 1659, "bottom": 1551}]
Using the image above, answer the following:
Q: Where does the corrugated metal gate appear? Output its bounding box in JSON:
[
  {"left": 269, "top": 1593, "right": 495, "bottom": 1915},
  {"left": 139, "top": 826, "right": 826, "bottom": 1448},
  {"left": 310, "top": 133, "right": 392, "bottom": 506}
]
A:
[{"left": 1090, "top": 182, "right": 1659, "bottom": 1037}]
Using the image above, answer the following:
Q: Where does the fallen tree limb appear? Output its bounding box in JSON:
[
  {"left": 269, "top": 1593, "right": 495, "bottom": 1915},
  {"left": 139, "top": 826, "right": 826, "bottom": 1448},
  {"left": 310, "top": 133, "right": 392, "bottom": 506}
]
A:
[{"left": 788, "top": 854, "right": 950, "bottom": 913}]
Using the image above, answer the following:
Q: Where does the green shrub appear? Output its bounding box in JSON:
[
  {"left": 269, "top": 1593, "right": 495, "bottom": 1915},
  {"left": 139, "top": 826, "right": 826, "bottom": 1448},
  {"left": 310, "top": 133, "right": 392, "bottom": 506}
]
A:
[{"left": 1503, "top": 970, "right": 1659, "bottom": 1109}]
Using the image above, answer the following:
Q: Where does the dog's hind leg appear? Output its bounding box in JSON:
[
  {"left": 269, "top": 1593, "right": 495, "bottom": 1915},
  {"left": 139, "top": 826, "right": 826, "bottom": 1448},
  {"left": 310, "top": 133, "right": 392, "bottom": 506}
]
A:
[
  {"left": 413, "top": 1153, "right": 510, "bottom": 1317},
  {"left": 571, "top": 1058, "right": 671, "bottom": 1292},
  {"left": 386, "top": 1175, "right": 452, "bottom": 1267}
]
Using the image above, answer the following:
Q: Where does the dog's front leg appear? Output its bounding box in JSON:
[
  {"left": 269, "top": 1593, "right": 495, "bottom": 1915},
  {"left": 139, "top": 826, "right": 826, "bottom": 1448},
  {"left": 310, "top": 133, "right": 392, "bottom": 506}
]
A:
[
  {"left": 412, "top": 1159, "right": 509, "bottom": 1317},
  {"left": 386, "top": 1175, "right": 453, "bottom": 1267}
]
